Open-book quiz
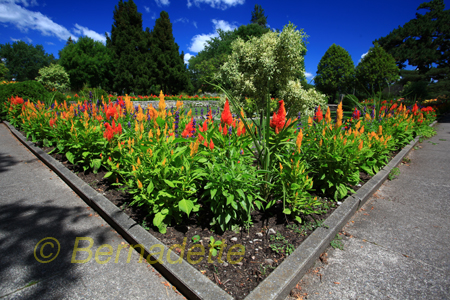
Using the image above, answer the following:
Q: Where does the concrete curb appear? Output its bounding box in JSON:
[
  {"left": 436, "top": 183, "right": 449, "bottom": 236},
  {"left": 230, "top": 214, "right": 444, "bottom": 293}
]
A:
[
  {"left": 3, "top": 121, "right": 232, "bottom": 300},
  {"left": 3, "top": 120, "right": 438, "bottom": 300},
  {"left": 244, "top": 120, "right": 438, "bottom": 300}
]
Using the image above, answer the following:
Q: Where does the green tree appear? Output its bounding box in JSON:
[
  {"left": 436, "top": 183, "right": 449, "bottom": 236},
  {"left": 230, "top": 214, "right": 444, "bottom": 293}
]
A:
[
  {"left": 106, "top": 0, "right": 150, "bottom": 94},
  {"left": 0, "top": 41, "right": 56, "bottom": 81},
  {"left": 251, "top": 4, "right": 267, "bottom": 28},
  {"left": 36, "top": 64, "right": 70, "bottom": 92},
  {"left": 151, "top": 11, "right": 191, "bottom": 94},
  {"left": 375, "top": 0, "right": 449, "bottom": 97},
  {"left": 314, "top": 44, "right": 355, "bottom": 102},
  {"left": 59, "top": 36, "right": 115, "bottom": 91},
  {"left": 355, "top": 43, "right": 400, "bottom": 95},
  {"left": 0, "top": 61, "right": 8, "bottom": 80},
  {"left": 189, "top": 23, "right": 270, "bottom": 92}
]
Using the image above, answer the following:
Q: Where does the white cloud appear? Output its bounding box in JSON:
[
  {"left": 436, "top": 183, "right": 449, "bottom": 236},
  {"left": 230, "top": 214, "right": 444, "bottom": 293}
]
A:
[
  {"left": 155, "top": 0, "right": 170, "bottom": 6},
  {"left": 188, "top": 19, "right": 236, "bottom": 52},
  {"left": 73, "top": 24, "right": 106, "bottom": 43},
  {"left": 193, "top": 21, "right": 197, "bottom": 28},
  {"left": 305, "top": 72, "right": 313, "bottom": 79},
  {"left": 45, "top": 41, "right": 54, "bottom": 45},
  {"left": 187, "top": 0, "right": 244, "bottom": 10},
  {"left": 0, "top": 1, "right": 74, "bottom": 40},
  {"left": 184, "top": 53, "right": 194, "bottom": 64},
  {"left": 174, "top": 17, "right": 188, "bottom": 23},
  {"left": 0, "top": 2, "right": 106, "bottom": 43},
  {"left": 151, "top": 13, "right": 157, "bottom": 20},
  {"left": 11, "top": 36, "right": 34, "bottom": 43},
  {"left": 191, "top": 19, "right": 237, "bottom": 51},
  {"left": 359, "top": 51, "right": 368, "bottom": 63},
  {"left": 144, "top": 6, "right": 150, "bottom": 13}
]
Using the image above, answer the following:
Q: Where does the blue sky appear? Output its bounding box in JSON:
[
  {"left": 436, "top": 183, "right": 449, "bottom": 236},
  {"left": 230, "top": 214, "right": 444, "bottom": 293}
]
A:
[{"left": 1, "top": 0, "right": 447, "bottom": 84}]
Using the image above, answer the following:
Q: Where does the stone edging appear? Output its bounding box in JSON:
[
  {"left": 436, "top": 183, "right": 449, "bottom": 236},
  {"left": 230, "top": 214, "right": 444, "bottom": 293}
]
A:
[{"left": 3, "top": 120, "right": 438, "bottom": 300}]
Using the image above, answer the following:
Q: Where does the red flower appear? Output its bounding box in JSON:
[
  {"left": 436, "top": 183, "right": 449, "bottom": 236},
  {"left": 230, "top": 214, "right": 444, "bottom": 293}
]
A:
[
  {"left": 270, "top": 100, "right": 286, "bottom": 132},
  {"left": 181, "top": 117, "right": 195, "bottom": 138},
  {"left": 106, "top": 104, "right": 118, "bottom": 120},
  {"left": 209, "top": 139, "right": 214, "bottom": 151},
  {"left": 221, "top": 98, "right": 233, "bottom": 126},
  {"left": 314, "top": 105, "right": 323, "bottom": 122}
]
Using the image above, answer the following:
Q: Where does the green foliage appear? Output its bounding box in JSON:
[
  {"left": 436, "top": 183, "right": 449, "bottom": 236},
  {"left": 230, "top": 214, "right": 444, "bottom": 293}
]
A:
[
  {"left": 0, "top": 61, "right": 8, "bottom": 80},
  {"left": 151, "top": 11, "right": 192, "bottom": 94},
  {"left": 388, "top": 167, "right": 400, "bottom": 180},
  {"left": 0, "top": 41, "right": 56, "bottom": 81},
  {"left": 203, "top": 147, "right": 263, "bottom": 232},
  {"left": 315, "top": 44, "right": 355, "bottom": 102},
  {"left": 79, "top": 86, "right": 109, "bottom": 101},
  {"left": 36, "top": 64, "right": 70, "bottom": 92},
  {"left": 401, "top": 80, "right": 429, "bottom": 100},
  {"left": 355, "top": 43, "right": 400, "bottom": 96},
  {"left": 330, "top": 234, "right": 344, "bottom": 250},
  {"left": 375, "top": 0, "right": 449, "bottom": 97},
  {"left": 59, "top": 36, "right": 116, "bottom": 91},
  {"left": 208, "top": 236, "right": 223, "bottom": 256},
  {"left": 50, "top": 91, "right": 67, "bottom": 104},
  {"left": 269, "top": 232, "right": 295, "bottom": 255},
  {"left": 250, "top": 4, "right": 268, "bottom": 27},
  {"left": 0, "top": 80, "right": 49, "bottom": 104}
]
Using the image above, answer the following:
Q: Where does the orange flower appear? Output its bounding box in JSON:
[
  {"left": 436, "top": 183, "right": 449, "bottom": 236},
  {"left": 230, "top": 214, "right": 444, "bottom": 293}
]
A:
[
  {"left": 209, "top": 139, "right": 214, "bottom": 151},
  {"left": 325, "top": 106, "right": 331, "bottom": 123},
  {"left": 296, "top": 129, "right": 303, "bottom": 153},
  {"left": 335, "top": 101, "right": 343, "bottom": 128},
  {"left": 137, "top": 179, "right": 143, "bottom": 189},
  {"left": 358, "top": 140, "right": 363, "bottom": 150}
]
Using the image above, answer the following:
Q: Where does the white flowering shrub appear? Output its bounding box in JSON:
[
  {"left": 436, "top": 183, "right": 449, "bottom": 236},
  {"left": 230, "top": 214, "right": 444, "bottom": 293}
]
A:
[
  {"left": 219, "top": 23, "right": 313, "bottom": 115},
  {"left": 36, "top": 64, "right": 70, "bottom": 92},
  {"left": 279, "top": 79, "right": 328, "bottom": 116}
]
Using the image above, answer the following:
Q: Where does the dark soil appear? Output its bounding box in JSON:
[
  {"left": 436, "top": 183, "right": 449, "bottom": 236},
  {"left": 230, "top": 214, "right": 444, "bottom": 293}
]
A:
[{"left": 35, "top": 137, "right": 377, "bottom": 300}]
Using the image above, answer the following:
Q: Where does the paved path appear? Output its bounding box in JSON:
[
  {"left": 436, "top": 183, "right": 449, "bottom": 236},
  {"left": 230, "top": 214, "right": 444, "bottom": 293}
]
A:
[
  {"left": 0, "top": 123, "right": 184, "bottom": 300},
  {"left": 288, "top": 115, "right": 450, "bottom": 300}
]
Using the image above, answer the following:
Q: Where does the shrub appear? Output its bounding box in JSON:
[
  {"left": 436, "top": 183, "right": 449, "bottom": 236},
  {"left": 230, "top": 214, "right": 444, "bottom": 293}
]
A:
[
  {"left": 79, "top": 86, "right": 109, "bottom": 102},
  {"left": 0, "top": 80, "right": 49, "bottom": 119},
  {"left": 36, "top": 64, "right": 70, "bottom": 92}
]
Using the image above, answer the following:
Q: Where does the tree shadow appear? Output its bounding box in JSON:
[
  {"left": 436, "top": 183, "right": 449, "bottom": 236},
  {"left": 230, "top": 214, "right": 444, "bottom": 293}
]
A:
[
  {"left": 0, "top": 152, "right": 19, "bottom": 174},
  {"left": 0, "top": 199, "right": 112, "bottom": 299}
]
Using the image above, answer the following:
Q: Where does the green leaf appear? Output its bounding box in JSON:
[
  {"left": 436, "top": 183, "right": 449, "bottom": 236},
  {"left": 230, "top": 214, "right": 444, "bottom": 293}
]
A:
[
  {"left": 225, "top": 214, "right": 231, "bottom": 224},
  {"left": 103, "top": 171, "right": 113, "bottom": 179},
  {"left": 91, "top": 159, "right": 101, "bottom": 172},
  {"left": 226, "top": 194, "right": 235, "bottom": 206},
  {"left": 210, "top": 189, "right": 217, "bottom": 199},
  {"left": 164, "top": 179, "right": 175, "bottom": 188},
  {"left": 236, "top": 189, "right": 246, "bottom": 200},
  {"left": 153, "top": 212, "right": 166, "bottom": 227},
  {"left": 283, "top": 208, "right": 292, "bottom": 215},
  {"left": 82, "top": 151, "right": 90, "bottom": 158},
  {"left": 66, "top": 151, "right": 75, "bottom": 164},
  {"left": 147, "top": 181, "right": 154, "bottom": 194},
  {"left": 179, "top": 199, "right": 194, "bottom": 216},
  {"left": 295, "top": 216, "right": 302, "bottom": 223}
]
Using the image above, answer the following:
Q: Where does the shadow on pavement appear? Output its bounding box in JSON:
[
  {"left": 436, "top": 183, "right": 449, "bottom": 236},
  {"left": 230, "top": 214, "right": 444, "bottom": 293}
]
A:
[
  {"left": 0, "top": 199, "right": 111, "bottom": 299},
  {"left": 0, "top": 152, "right": 18, "bottom": 174}
]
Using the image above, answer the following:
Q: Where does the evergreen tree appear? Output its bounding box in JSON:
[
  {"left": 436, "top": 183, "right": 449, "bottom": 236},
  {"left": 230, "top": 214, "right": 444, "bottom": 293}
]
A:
[
  {"left": 106, "top": 0, "right": 149, "bottom": 94},
  {"left": 151, "top": 11, "right": 191, "bottom": 94},
  {"left": 314, "top": 44, "right": 355, "bottom": 102},
  {"left": 355, "top": 43, "right": 400, "bottom": 95},
  {"left": 251, "top": 4, "right": 267, "bottom": 28},
  {"left": 375, "top": 0, "right": 449, "bottom": 97}
]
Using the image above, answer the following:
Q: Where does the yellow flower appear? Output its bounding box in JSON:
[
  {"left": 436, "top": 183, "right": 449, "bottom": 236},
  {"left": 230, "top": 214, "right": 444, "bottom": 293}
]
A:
[
  {"left": 325, "top": 106, "right": 331, "bottom": 123},
  {"left": 137, "top": 179, "right": 143, "bottom": 189},
  {"left": 279, "top": 163, "right": 283, "bottom": 173},
  {"left": 137, "top": 157, "right": 141, "bottom": 167},
  {"left": 377, "top": 125, "right": 382, "bottom": 136},
  {"left": 335, "top": 101, "right": 343, "bottom": 128}
]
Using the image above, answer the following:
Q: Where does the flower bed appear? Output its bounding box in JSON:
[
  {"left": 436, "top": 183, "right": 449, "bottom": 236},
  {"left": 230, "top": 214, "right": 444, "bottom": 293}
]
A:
[{"left": 2, "top": 91, "right": 445, "bottom": 299}]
